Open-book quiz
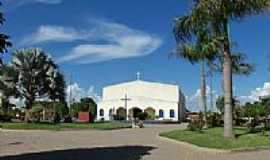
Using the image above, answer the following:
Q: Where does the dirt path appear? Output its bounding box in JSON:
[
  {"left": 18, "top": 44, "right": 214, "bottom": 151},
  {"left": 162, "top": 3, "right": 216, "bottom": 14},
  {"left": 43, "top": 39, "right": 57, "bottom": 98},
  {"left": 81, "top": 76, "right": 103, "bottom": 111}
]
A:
[{"left": 1, "top": 124, "right": 270, "bottom": 160}]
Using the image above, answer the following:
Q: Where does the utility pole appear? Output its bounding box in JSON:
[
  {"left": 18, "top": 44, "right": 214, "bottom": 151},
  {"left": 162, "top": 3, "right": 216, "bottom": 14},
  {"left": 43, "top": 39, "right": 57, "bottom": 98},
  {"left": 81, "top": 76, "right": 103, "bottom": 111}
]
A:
[{"left": 69, "top": 73, "right": 72, "bottom": 115}]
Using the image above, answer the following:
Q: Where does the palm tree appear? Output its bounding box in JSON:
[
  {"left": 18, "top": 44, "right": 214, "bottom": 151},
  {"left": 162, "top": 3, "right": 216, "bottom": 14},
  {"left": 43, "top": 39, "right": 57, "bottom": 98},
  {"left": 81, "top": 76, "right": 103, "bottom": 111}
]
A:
[
  {"left": 0, "top": 2, "right": 11, "bottom": 66},
  {"left": 11, "top": 48, "right": 65, "bottom": 121},
  {"left": 173, "top": 24, "right": 218, "bottom": 128},
  {"left": 174, "top": 0, "right": 270, "bottom": 138}
]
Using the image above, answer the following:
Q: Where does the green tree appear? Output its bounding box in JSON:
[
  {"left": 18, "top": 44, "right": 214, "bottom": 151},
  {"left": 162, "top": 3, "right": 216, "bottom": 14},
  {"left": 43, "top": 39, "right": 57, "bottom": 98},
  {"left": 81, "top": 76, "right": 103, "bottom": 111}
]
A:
[
  {"left": 216, "top": 96, "right": 239, "bottom": 114},
  {"left": 70, "top": 97, "right": 97, "bottom": 118},
  {"left": 47, "top": 70, "right": 66, "bottom": 121},
  {"left": 256, "top": 97, "right": 270, "bottom": 133},
  {"left": 244, "top": 102, "right": 262, "bottom": 131},
  {"left": 216, "top": 96, "right": 244, "bottom": 124},
  {"left": 48, "top": 71, "right": 66, "bottom": 103},
  {"left": 174, "top": 0, "right": 270, "bottom": 138},
  {"left": 38, "top": 101, "right": 68, "bottom": 122},
  {"left": 11, "top": 48, "right": 65, "bottom": 121},
  {"left": 80, "top": 97, "right": 97, "bottom": 116},
  {"left": 31, "top": 103, "right": 43, "bottom": 122}
]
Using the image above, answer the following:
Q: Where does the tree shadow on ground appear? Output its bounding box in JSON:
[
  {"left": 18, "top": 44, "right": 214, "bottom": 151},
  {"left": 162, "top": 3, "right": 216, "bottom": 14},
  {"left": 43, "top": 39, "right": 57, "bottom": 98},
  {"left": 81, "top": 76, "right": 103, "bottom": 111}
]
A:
[{"left": 0, "top": 146, "right": 156, "bottom": 160}]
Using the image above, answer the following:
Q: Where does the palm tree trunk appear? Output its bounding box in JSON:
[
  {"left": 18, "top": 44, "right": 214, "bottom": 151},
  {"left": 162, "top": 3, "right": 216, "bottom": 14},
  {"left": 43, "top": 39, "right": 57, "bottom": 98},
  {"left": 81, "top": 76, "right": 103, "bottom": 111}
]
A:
[
  {"left": 209, "top": 70, "right": 214, "bottom": 112},
  {"left": 201, "top": 59, "right": 208, "bottom": 128},
  {"left": 223, "top": 52, "right": 234, "bottom": 138},
  {"left": 223, "top": 19, "right": 234, "bottom": 138}
]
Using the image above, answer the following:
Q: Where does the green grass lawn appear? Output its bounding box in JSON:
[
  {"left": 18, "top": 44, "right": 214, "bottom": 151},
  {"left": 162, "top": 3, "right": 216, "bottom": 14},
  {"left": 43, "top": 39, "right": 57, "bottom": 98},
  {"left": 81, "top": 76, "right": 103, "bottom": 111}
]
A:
[
  {"left": 160, "top": 127, "right": 270, "bottom": 150},
  {"left": 0, "top": 122, "right": 131, "bottom": 131}
]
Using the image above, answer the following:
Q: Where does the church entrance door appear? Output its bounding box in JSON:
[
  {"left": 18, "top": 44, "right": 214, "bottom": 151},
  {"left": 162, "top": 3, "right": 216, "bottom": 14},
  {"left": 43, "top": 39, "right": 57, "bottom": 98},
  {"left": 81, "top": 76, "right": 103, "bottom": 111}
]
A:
[
  {"left": 144, "top": 107, "right": 156, "bottom": 120},
  {"left": 129, "top": 107, "right": 142, "bottom": 119},
  {"left": 116, "top": 107, "right": 126, "bottom": 120}
]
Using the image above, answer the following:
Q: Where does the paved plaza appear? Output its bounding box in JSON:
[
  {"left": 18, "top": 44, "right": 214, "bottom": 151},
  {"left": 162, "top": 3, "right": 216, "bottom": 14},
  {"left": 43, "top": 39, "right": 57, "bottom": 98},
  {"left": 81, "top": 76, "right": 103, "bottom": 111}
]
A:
[{"left": 1, "top": 124, "right": 270, "bottom": 160}]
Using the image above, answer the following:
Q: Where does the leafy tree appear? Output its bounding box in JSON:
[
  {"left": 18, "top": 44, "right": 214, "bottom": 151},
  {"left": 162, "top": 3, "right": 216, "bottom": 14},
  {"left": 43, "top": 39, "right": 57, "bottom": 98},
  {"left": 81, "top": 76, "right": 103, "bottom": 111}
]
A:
[
  {"left": 48, "top": 71, "right": 66, "bottom": 103},
  {"left": 11, "top": 48, "right": 66, "bottom": 121},
  {"left": 47, "top": 70, "right": 66, "bottom": 121},
  {"left": 38, "top": 101, "right": 69, "bottom": 122},
  {"left": 174, "top": 0, "right": 270, "bottom": 138},
  {"left": 31, "top": 103, "right": 43, "bottom": 122},
  {"left": 80, "top": 97, "right": 97, "bottom": 116},
  {"left": 0, "top": 2, "right": 12, "bottom": 66},
  {"left": 70, "top": 97, "right": 97, "bottom": 118},
  {"left": 216, "top": 96, "right": 239, "bottom": 114}
]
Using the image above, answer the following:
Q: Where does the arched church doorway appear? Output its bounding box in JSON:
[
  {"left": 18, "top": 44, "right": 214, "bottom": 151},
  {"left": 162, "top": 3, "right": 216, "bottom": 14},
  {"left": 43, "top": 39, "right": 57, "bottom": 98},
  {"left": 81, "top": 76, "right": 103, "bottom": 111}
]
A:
[
  {"left": 129, "top": 107, "right": 142, "bottom": 119},
  {"left": 144, "top": 107, "right": 156, "bottom": 120},
  {"left": 116, "top": 107, "right": 126, "bottom": 120}
]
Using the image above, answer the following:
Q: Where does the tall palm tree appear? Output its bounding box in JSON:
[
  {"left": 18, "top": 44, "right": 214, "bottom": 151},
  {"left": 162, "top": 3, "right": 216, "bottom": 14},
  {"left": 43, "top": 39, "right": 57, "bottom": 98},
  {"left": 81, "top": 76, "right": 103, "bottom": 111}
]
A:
[
  {"left": 174, "top": 0, "right": 270, "bottom": 138},
  {"left": 173, "top": 24, "right": 218, "bottom": 128},
  {"left": 12, "top": 48, "right": 65, "bottom": 121}
]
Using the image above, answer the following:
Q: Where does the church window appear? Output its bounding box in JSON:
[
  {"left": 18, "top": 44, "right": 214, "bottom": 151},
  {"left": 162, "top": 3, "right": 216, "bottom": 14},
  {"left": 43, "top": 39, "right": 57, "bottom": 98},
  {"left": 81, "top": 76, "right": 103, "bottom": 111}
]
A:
[
  {"left": 100, "top": 109, "right": 104, "bottom": 117},
  {"left": 159, "top": 109, "right": 164, "bottom": 118},
  {"left": 170, "top": 109, "right": 175, "bottom": 118}
]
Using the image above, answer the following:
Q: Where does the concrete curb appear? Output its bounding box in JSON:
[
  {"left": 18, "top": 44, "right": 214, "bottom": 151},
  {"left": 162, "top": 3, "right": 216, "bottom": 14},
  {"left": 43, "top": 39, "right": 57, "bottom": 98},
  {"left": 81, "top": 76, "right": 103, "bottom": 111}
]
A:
[
  {"left": 158, "top": 136, "right": 270, "bottom": 154},
  {"left": 158, "top": 136, "right": 230, "bottom": 154}
]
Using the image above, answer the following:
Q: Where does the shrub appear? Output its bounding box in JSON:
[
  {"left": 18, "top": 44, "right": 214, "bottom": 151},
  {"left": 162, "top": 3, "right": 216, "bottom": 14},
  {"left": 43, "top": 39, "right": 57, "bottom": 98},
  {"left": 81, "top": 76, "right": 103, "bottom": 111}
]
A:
[
  {"left": 137, "top": 112, "right": 148, "bottom": 120},
  {"left": 64, "top": 115, "right": 72, "bottom": 123},
  {"left": 31, "top": 104, "right": 43, "bottom": 122},
  {"left": 264, "top": 122, "right": 270, "bottom": 131},
  {"left": 53, "top": 112, "right": 61, "bottom": 123},
  {"left": 207, "top": 113, "right": 223, "bottom": 128},
  {"left": 188, "top": 119, "right": 203, "bottom": 131},
  {"left": 146, "top": 112, "right": 155, "bottom": 120},
  {"left": 113, "top": 115, "right": 126, "bottom": 121},
  {"left": 187, "top": 112, "right": 204, "bottom": 131},
  {"left": 0, "top": 113, "right": 12, "bottom": 122}
]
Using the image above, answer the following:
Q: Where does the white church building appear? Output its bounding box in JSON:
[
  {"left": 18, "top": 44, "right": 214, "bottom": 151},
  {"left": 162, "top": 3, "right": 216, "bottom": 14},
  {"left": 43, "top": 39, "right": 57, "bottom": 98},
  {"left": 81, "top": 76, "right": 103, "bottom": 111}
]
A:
[{"left": 97, "top": 78, "right": 186, "bottom": 122}]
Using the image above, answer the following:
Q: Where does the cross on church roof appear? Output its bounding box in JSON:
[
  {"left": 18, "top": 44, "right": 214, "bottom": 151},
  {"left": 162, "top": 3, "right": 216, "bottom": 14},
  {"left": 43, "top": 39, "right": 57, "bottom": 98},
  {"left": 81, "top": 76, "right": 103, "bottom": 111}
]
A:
[{"left": 136, "top": 71, "right": 141, "bottom": 80}]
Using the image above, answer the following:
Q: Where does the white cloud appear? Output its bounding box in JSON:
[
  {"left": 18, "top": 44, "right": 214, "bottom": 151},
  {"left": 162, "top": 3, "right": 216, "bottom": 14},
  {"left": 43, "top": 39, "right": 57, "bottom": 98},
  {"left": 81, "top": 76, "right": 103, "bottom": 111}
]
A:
[
  {"left": 21, "top": 20, "right": 162, "bottom": 64},
  {"left": 6, "top": 0, "right": 62, "bottom": 6},
  {"left": 35, "top": 0, "right": 62, "bottom": 4},
  {"left": 21, "top": 25, "right": 91, "bottom": 45},
  {"left": 66, "top": 83, "right": 101, "bottom": 105},
  {"left": 186, "top": 86, "right": 218, "bottom": 112},
  {"left": 240, "top": 82, "right": 270, "bottom": 103}
]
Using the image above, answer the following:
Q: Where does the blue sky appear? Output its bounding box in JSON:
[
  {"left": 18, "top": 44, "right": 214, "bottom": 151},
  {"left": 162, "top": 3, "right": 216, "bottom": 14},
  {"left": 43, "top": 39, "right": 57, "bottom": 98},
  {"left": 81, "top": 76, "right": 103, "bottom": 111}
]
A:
[{"left": 2, "top": 0, "right": 270, "bottom": 111}]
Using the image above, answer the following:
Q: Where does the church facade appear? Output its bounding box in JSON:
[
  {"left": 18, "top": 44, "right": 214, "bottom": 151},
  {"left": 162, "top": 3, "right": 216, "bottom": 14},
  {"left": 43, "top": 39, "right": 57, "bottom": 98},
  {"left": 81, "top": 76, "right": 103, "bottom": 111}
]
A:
[{"left": 97, "top": 80, "right": 186, "bottom": 122}]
